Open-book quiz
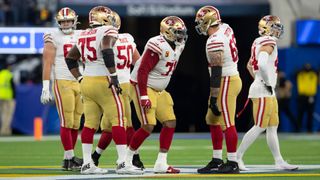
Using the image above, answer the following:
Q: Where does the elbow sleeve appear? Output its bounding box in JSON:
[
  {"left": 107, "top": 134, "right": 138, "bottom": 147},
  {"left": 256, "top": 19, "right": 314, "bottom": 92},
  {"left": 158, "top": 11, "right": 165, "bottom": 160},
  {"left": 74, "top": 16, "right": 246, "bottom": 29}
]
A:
[
  {"left": 102, "top": 48, "right": 115, "bottom": 68},
  {"left": 210, "top": 66, "right": 222, "bottom": 88},
  {"left": 65, "top": 58, "right": 79, "bottom": 70}
]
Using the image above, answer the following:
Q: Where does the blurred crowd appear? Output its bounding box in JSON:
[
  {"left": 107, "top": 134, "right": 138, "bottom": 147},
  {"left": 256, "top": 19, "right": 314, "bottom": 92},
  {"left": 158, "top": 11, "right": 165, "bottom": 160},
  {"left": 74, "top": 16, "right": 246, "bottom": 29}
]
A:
[{"left": 0, "top": 0, "right": 57, "bottom": 26}]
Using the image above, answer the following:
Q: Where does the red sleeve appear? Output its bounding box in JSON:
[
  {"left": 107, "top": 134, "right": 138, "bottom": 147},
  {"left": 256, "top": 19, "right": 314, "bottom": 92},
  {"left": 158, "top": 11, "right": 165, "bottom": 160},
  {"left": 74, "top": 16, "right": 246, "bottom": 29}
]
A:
[{"left": 137, "top": 49, "right": 160, "bottom": 96}]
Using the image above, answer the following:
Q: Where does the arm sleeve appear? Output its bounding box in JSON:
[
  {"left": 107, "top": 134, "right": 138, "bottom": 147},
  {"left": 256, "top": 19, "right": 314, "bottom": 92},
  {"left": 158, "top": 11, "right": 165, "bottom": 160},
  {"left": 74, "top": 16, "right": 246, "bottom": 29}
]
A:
[
  {"left": 137, "top": 49, "right": 160, "bottom": 96},
  {"left": 257, "top": 51, "right": 270, "bottom": 85}
]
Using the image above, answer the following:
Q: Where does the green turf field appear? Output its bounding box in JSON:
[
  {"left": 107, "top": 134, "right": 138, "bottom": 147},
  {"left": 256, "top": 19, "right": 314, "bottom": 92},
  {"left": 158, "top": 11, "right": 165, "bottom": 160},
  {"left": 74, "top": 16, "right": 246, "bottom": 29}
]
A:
[{"left": 0, "top": 133, "right": 319, "bottom": 179}]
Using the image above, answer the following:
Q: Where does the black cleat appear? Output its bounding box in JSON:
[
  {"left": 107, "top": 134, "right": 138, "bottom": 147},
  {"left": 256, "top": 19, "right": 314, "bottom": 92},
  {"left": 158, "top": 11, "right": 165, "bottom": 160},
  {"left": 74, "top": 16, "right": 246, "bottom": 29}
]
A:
[
  {"left": 92, "top": 151, "right": 101, "bottom": 166},
  {"left": 197, "top": 158, "right": 224, "bottom": 174},
  {"left": 132, "top": 154, "right": 145, "bottom": 169},
  {"left": 217, "top": 160, "right": 240, "bottom": 174},
  {"left": 62, "top": 156, "right": 83, "bottom": 171}
]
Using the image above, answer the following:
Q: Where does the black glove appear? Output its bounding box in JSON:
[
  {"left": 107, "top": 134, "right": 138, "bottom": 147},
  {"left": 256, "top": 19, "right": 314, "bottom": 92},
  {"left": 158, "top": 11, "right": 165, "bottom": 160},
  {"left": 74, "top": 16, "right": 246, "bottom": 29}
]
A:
[
  {"left": 209, "top": 96, "right": 221, "bottom": 116},
  {"left": 109, "top": 76, "right": 122, "bottom": 95},
  {"left": 265, "top": 85, "right": 273, "bottom": 95}
]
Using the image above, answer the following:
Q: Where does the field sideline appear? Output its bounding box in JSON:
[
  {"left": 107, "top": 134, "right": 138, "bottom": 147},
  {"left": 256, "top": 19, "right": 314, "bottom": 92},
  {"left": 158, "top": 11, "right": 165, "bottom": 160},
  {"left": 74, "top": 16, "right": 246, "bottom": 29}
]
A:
[{"left": 0, "top": 133, "right": 319, "bottom": 179}]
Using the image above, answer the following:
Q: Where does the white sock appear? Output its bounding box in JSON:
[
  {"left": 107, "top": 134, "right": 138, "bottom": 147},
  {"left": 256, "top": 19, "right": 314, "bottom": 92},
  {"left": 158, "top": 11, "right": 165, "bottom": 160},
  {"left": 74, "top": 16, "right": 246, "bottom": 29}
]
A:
[
  {"left": 156, "top": 152, "right": 167, "bottom": 165},
  {"left": 213, "top": 149, "right": 222, "bottom": 160},
  {"left": 116, "top": 145, "right": 127, "bottom": 164},
  {"left": 126, "top": 148, "right": 135, "bottom": 165},
  {"left": 82, "top": 143, "right": 93, "bottom": 164},
  {"left": 95, "top": 147, "right": 104, "bottom": 155},
  {"left": 227, "top": 152, "right": 237, "bottom": 162},
  {"left": 237, "top": 125, "right": 265, "bottom": 160},
  {"left": 266, "top": 126, "right": 283, "bottom": 163},
  {"left": 64, "top": 150, "right": 74, "bottom": 160}
]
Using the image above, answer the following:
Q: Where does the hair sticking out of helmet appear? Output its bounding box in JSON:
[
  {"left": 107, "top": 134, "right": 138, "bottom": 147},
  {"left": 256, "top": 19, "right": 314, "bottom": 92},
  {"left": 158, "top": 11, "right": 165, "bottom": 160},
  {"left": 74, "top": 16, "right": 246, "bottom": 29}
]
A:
[
  {"left": 258, "top": 15, "right": 284, "bottom": 39},
  {"left": 112, "top": 11, "right": 121, "bottom": 30},
  {"left": 160, "top": 16, "right": 188, "bottom": 45},
  {"left": 55, "top": 7, "right": 78, "bottom": 34},
  {"left": 89, "top": 6, "right": 115, "bottom": 27},
  {"left": 195, "top": 5, "right": 221, "bottom": 36}
]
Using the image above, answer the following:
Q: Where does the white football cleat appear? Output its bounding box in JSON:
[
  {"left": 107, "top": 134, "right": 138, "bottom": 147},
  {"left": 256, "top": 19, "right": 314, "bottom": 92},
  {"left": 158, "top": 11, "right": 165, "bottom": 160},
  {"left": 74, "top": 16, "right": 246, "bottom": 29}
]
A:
[
  {"left": 80, "top": 162, "right": 108, "bottom": 174},
  {"left": 275, "top": 161, "right": 298, "bottom": 171},
  {"left": 237, "top": 159, "right": 249, "bottom": 171},
  {"left": 154, "top": 163, "right": 180, "bottom": 174},
  {"left": 116, "top": 162, "right": 144, "bottom": 175}
]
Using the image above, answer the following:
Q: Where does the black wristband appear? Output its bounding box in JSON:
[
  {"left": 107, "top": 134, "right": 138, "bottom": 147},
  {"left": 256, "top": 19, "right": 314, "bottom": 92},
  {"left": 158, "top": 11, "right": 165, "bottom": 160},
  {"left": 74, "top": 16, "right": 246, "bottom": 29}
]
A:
[
  {"left": 210, "top": 96, "right": 217, "bottom": 104},
  {"left": 102, "top": 48, "right": 115, "bottom": 68},
  {"left": 210, "top": 66, "right": 222, "bottom": 88},
  {"left": 65, "top": 58, "right": 79, "bottom": 70}
]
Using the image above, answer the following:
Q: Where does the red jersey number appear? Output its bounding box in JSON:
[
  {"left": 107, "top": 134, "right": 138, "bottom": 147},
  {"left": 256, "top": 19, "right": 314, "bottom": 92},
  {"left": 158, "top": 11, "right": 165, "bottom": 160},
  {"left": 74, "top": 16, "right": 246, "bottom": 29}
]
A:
[
  {"left": 161, "top": 61, "right": 177, "bottom": 76},
  {"left": 229, "top": 34, "right": 238, "bottom": 62},
  {"left": 78, "top": 37, "right": 97, "bottom": 62},
  {"left": 116, "top": 45, "right": 133, "bottom": 69},
  {"left": 63, "top": 44, "right": 73, "bottom": 58}
]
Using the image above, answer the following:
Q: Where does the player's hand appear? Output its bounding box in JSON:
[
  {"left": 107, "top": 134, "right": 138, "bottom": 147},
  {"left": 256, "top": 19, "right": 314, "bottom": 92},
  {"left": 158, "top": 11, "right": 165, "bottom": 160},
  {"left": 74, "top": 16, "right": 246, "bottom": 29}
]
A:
[
  {"left": 108, "top": 75, "right": 122, "bottom": 95},
  {"left": 40, "top": 80, "right": 53, "bottom": 104},
  {"left": 209, "top": 96, "right": 221, "bottom": 116},
  {"left": 264, "top": 85, "right": 273, "bottom": 95},
  {"left": 140, "top": 95, "right": 152, "bottom": 109}
]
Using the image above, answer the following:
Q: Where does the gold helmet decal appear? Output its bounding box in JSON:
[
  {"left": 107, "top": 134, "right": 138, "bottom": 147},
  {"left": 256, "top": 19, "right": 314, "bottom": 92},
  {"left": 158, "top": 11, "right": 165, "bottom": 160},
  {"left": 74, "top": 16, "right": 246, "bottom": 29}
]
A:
[
  {"left": 55, "top": 7, "right": 78, "bottom": 34},
  {"left": 89, "top": 6, "right": 115, "bottom": 27},
  {"left": 195, "top": 6, "right": 221, "bottom": 35},
  {"left": 112, "top": 11, "right": 121, "bottom": 30},
  {"left": 160, "top": 16, "right": 188, "bottom": 45},
  {"left": 258, "top": 15, "right": 284, "bottom": 39}
]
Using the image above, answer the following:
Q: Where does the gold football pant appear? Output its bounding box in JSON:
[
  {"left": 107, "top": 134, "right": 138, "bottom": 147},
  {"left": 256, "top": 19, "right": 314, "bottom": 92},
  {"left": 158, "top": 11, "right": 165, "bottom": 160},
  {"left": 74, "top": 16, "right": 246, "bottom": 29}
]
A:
[
  {"left": 102, "top": 82, "right": 132, "bottom": 132},
  {"left": 81, "top": 76, "right": 126, "bottom": 131},
  {"left": 53, "top": 80, "right": 83, "bottom": 129},
  {"left": 130, "top": 83, "right": 175, "bottom": 126},
  {"left": 251, "top": 97, "right": 279, "bottom": 128},
  {"left": 206, "top": 75, "right": 242, "bottom": 130}
]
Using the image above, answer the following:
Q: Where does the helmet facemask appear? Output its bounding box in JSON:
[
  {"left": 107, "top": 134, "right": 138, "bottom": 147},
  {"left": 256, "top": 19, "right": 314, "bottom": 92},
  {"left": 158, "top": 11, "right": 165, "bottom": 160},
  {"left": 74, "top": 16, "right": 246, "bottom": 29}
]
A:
[
  {"left": 55, "top": 7, "right": 78, "bottom": 34},
  {"left": 160, "top": 16, "right": 188, "bottom": 46},
  {"left": 258, "top": 15, "right": 284, "bottom": 39},
  {"left": 195, "top": 6, "right": 221, "bottom": 36}
]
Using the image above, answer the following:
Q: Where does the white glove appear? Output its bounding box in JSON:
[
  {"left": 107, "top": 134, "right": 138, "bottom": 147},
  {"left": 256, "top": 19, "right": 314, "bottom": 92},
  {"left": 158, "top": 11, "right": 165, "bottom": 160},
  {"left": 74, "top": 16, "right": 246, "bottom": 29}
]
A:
[{"left": 40, "top": 80, "right": 53, "bottom": 104}]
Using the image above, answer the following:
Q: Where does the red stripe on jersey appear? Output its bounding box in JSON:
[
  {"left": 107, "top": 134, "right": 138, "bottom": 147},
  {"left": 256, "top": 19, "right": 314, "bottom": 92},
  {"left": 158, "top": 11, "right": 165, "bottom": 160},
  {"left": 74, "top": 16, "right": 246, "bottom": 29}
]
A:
[
  {"left": 208, "top": 42, "right": 223, "bottom": 46},
  {"left": 147, "top": 43, "right": 162, "bottom": 55},
  {"left": 260, "top": 39, "right": 276, "bottom": 45},
  {"left": 149, "top": 42, "right": 162, "bottom": 52},
  {"left": 207, "top": 45, "right": 224, "bottom": 50},
  {"left": 104, "top": 29, "right": 118, "bottom": 36}
]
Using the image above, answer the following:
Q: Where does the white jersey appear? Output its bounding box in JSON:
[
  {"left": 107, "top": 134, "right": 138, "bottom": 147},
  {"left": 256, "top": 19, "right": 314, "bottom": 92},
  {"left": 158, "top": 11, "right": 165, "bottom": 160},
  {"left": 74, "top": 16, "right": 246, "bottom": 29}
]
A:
[
  {"left": 206, "top": 23, "right": 239, "bottom": 77},
  {"left": 44, "top": 29, "right": 80, "bottom": 80},
  {"left": 131, "top": 35, "right": 185, "bottom": 91},
  {"left": 248, "top": 36, "right": 278, "bottom": 98},
  {"left": 75, "top": 25, "right": 118, "bottom": 76},
  {"left": 113, "top": 33, "right": 137, "bottom": 83}
]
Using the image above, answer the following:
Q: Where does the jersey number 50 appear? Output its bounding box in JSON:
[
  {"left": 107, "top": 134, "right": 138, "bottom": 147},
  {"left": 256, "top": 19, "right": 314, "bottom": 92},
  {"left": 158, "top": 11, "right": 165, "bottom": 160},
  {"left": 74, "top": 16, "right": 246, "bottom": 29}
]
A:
[{"left": 116, "top": 45, "right": 133, "bottom": 69}]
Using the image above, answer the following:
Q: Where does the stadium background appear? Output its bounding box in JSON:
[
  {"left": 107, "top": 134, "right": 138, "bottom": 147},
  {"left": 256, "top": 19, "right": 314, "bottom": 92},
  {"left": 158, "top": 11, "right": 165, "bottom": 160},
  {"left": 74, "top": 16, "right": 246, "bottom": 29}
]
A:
[{"left": 1, "top": 0, "right": 320, "bottom": 135}]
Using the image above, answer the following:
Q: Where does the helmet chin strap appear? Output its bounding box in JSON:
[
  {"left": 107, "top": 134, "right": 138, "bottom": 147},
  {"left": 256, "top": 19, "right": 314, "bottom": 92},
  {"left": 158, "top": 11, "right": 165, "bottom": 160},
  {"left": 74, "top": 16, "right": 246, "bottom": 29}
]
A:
[{"left": 61, "top": 28, "right": 73, "bottom": 34}]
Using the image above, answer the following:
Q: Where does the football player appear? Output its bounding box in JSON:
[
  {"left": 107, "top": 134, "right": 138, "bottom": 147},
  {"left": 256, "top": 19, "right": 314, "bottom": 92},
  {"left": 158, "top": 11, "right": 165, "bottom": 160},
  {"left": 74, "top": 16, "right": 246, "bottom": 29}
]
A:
[
  {"left": 40, "top": 7, "right": 83, "bottom": 171},
  {"left": 64, "top": 6, "right": 143, "bottom": 175},
  {"left": 195, "top": 6, "right": 242, "bottom": 174},
  {"left": 91, "top": 11, "right": 145, "bottom": 169},
  {"left": 124, "top": 16, "right": 187, "bottom": 174},
  {"left": 237, "top": 15, "right": 298, "bottom": 171}
]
